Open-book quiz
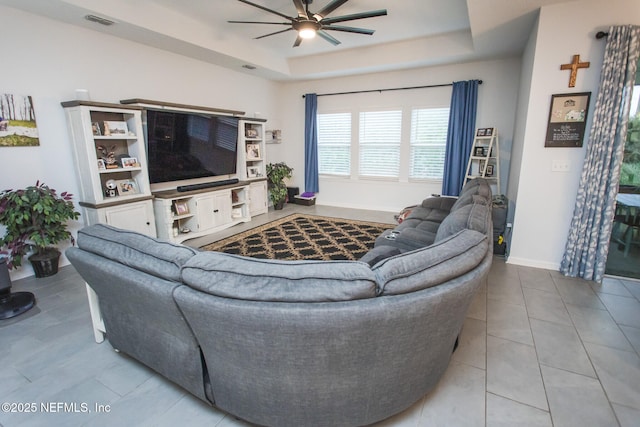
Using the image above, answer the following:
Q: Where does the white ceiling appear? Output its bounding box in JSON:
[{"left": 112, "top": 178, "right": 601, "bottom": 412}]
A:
[{"left": 0, "top": 0, "right": 572, "bottom": 80}]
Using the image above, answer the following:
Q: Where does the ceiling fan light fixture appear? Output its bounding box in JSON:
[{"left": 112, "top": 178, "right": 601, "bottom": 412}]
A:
[
  {"left": 230, "top": 0, "right": 387, "bottom": 47},
  {"left": 294, "top": 20, "right": 319, "bottom": 39},
  {"left": 298, "top": 27, "right": 317, "bottom": 39}
]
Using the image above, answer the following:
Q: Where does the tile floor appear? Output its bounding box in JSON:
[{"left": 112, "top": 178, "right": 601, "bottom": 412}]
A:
[{"left": 1, "top": 204, "right": 640, "bottom": 426}]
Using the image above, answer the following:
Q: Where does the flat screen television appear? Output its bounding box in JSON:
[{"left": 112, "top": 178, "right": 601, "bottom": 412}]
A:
[{"left": 145, "top": 109, "right": 239, "bottom": 191}]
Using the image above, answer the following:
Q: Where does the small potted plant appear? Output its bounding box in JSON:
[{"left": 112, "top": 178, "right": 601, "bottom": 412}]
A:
[
  {"left": 266, "top": 162, "right": 293, "bottom": 210},
  {"left": 0, "top": 181, "right": 80, "bottom": 277}
]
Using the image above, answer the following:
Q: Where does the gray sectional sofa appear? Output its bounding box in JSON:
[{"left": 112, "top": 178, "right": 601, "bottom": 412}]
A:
[{"left": 66, "top": 178, "right": 493, "bottom": 427}]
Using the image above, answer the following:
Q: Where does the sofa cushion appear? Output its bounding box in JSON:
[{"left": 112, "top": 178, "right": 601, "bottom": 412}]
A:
[
  {"left": 76, "top": 224, "right": 198, "bottom": 282},
  {"left": 359, "top": 245, "right": 402, "bottom": 266},
  {"left": 181, "top": 252, "right": 377, "bottom": 302},
  {"left": 372, "top": 229, "right": 488, "bottom": 295},
  {"left": 420, "top": 196, "right": 457, "bottom": 211},
  {"left": 404, "top": 206, "right": 450, "bottom": 224},
  {"left": 375, "top": 228, "right": 437, "bottom": 251},
  {"left": 435, "top": 202, "right": 491, "bottom": 242}
]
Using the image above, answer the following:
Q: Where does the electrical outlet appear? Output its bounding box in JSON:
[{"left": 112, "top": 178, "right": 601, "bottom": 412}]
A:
[{"left": 551, "top": 160, "right": 570, "bottom": 172}]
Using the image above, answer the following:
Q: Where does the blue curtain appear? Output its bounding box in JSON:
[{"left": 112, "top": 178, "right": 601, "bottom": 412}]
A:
[
  {"left": 304, "top": 93, "right": 319, "bottom": 193},
  {"left": 560, "top": 25, "right": 640, "bottom": 282},
  {"left": 442, "top": 80, "right": 479, "bottom": 196}
]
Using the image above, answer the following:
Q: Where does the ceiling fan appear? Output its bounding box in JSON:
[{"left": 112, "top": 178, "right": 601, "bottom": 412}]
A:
[{"left": 228, "top": 0, "right": 388, "bottom": 47}]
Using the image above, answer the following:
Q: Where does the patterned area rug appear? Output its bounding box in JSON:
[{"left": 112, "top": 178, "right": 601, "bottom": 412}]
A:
[{"left": 201, "top": 214, "right": 394, "bottom": 261}]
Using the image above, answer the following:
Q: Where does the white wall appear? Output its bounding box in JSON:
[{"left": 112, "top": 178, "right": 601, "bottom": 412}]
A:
[
  {"left": 508, "top": 0, "right": 640, "bottom": 270},
  {"left": 276, "top": 58, "right": 522, "bottom": 212},
  {"left": 0, "top": 6, "right": 281, "bottom": 279}
]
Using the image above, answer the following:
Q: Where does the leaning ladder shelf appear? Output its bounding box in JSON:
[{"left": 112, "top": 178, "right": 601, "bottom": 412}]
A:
[{"left": 464, "top": 127, "right": 500, "bottom": 193}]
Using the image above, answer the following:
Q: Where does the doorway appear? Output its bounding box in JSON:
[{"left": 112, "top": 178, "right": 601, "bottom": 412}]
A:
[{"left": 606, "top": 67, "right": 640, "bottom": 279}]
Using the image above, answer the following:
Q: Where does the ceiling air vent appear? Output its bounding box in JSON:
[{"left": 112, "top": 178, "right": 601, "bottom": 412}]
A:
[{"left": 84, "top": 14, "right": 115, "bottom": 26}]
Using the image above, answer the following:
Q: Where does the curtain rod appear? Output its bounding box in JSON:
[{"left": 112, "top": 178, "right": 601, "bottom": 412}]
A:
[
  {"left": 301, "top": 80, "right": 483, "bottom": 98},
  {"left": 596, "top": 31, "right": 609, "bottom": 39}
]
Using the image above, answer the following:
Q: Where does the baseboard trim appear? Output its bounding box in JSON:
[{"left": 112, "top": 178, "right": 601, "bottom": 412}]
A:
[
  {"left": 506, "top": 256, "right": 560, "bottom": 272},
  {"left": 315, "top": 200, "right": 398, "bottom": 214}
]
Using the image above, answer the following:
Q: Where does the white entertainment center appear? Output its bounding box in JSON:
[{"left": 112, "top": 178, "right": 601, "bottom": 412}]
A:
[{"left": 62, "top": 99, "right": 269, "bottom": 243}]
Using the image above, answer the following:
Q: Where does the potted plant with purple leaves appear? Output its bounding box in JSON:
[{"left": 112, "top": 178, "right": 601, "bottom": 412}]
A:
[{"left": 0, "top": 181, "right": 80, "bottom": 277}]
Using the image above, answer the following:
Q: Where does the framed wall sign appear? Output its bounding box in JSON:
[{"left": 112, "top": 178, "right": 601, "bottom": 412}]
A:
[{"left": 545, "top": 92, "right": 591, "bottom": 147}]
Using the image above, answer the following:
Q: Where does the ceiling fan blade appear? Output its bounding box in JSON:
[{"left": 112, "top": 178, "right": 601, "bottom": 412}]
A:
[
  {"left": 321, "top": 9, "right": 387, "bottom": 25},
  {"left": 293, "top": 35, "right": 303, "bottom": 47},
  {"left": 255, "top": 28, "right": 293, "bottom": 40},
  {"left": 236, "top": 0, "right": 293, "bottom": 21},
  {"left": 322, "top": 25, "right": 374, "bottom": 35},
  {"left": 317, "top": 30, "right": 341, "bottom": 46},
  {"left": 314, "top": 0, "right": 350, "bottom": 20},
  {"left": 228, "top": 20, "right": 290, "bottom": 25},
  {"left": 292, "top": 0, "right": 308, "bottom": 18}
]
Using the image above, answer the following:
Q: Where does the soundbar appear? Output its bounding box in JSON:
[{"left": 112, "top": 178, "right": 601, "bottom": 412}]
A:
[{"left": 177, "top": 178, "right": 240, "bottom": 192}]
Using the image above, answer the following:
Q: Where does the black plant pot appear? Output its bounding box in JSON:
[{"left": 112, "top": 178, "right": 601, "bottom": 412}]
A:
[
  {"left": 274, "top": 200, "right": 285, "bottom": 210},
  {"left": 0, "top": 257, "right": 36, "bottom": 320},
  {"left": 28, "top": 249, "right": 61, "bottom": 278}
]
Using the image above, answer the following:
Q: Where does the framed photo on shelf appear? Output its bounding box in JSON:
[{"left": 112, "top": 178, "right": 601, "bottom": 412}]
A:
[
  {"left": 247, "top": 166, "right": 260, "bottom": 178},
  {"left": 115, "top": 179, "right": 138, "bottom": 195},
  {"left": 92, "top": 122, "right": 102, "bottom": 136},
  {"left": 103, "top": 121, "right": 128, "bottom": 136},
  {"left": 120, "top": 156, "right": 139, "bottom": 168},
  {"left": 485, "top": 165, "right": 494, "bottom": 177},
  {"left": 545, "top": 92, "right": 591, "bottom": 147},
  {"left": 472, "top": 160, "right": 486, "bottom": 176},
  {"left": 173, "top": 200, "right": 189, "bottom": 215},
  {"left": 474, "top": 146, "right": 485, "bottom": 157},
  {"left": 246, "top": 144, "right": 261, "bottom": 160},
  {"left": 245, "top": 128, "right": 259, "bottom": 138},
  {"left": 476, "top": 128, "right": 494, "bottom": 137},
  {"left": 97, "top": 159, "right": 106, "bottom": 170}
]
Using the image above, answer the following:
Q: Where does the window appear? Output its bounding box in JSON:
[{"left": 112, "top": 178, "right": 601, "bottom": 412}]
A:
[
  {"left": 410, "top": 108, "right": 450, "bottom": 179},
  {"left": 317, "top": 107, "right": 450, "bottom": 181},
  {"left": 318, "top": 113, "right": 351, "bottom": 176},
  {"left": 359, "top": 110, "right": 402, "bottom": 178}
]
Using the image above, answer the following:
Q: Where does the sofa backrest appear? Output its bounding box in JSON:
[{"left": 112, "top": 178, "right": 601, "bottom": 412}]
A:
[
  {"left": 181, "top": 251, "right": 378, "bottom": 302},
  {"left": 67, "top": 225, "right": 207, "bottom": 402},
  {"left": 450, "top": 178, "right": 492, "bottom": 212},
  {"left": 434, "top": 201, "right": 491, "bottom": 242},
  {"left": 76, "top": 223, "right": 198, "bottom": 282}
]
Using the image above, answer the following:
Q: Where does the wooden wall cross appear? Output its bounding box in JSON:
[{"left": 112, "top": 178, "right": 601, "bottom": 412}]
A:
[{"left": 560, "top": 54, "right": 590, "bottom": 88}]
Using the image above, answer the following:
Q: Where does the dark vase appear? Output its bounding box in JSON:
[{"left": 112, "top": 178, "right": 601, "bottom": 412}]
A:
[
  {"left": 274, "top": 200, "right": 285, "bottom": 210},
  {"left": 28, "top": 248, "right": 61, "bottom": 278}
]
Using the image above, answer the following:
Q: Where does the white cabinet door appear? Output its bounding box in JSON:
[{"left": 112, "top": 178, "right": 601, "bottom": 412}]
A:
[
  {"left": 102, "top": 200, "right": 157, "bottom": 237},
  {"left": 249, "top": 181, "right": 268, "bottom": 216},
  {"left": 194, "top": 191, "right": 232, "bottom": 232}
]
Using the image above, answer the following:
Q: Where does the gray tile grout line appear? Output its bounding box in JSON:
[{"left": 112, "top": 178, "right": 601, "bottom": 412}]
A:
[
  {"left": 550, "top": 270, "right": 625, "bottom": 427},
  {"left": 516, "top": 266, "right": 553, "bottom": 422}
]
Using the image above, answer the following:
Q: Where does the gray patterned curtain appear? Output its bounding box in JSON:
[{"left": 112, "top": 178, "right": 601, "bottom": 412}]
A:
[{"left": 560, "top": 25, "right": 640, "bottom": 282}]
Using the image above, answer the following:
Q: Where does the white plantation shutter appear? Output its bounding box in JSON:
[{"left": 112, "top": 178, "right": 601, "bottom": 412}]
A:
[
  {"left": 410, "top": 108, "right": 450, "bottom": 179},
  {"left": 359, "top": 110, "right": 402, "bottom": 178},
  {"left": 318, "top": 113, "right": 351, "bottom": 176}
]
